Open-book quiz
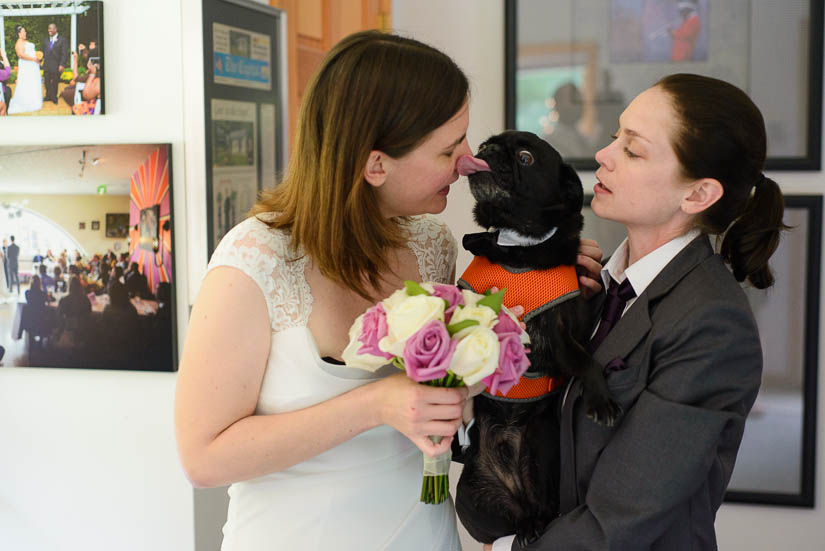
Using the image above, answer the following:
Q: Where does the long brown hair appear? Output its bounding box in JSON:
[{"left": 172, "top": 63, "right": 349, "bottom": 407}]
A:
[
  {"left": 250, "top": 31, "right": 468, "bottom": 300},
  {"left": 657, "top": 73, "right": 786, "bottom": 289}
]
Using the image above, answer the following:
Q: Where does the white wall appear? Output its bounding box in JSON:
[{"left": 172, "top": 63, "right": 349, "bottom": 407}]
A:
[
  {"left": 394, "top": 1, "right": 825, "bottom": 550},
  {"left": 0, "top": 0, "right": 198, "bottom": 550},
  {"left": 1, "top": 1, "right": 823, "bottom": 550}
]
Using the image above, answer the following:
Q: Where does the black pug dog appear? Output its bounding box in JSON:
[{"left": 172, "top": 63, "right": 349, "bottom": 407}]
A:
[{"left": 453, "top": 130, "right": 620, "bottom": 544}]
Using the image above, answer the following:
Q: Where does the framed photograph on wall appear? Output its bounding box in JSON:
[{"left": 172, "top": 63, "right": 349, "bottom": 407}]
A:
[
  {"left": 506, "top": 0, "right": 823, "bottom": 170},
  {"left": 1, "top": 143, "right": 178, "bottom": 372},
  {"left": 138, "top": 204, "right": 160, "bottom": 251},
  {"left": 1, "top": 0, "right": 104, "bottom": 116},
  {"left": 91, "top": 220, "right": 99, "bottom": 230},
  {"left": 105, "top": 212, "right": 129, "bottom": 238},
  {"left": 202, "top": 0, "right": 288, "bottom": 257},
  {"left": 581, "top": 194, "right": 822, "bottom": 507}
]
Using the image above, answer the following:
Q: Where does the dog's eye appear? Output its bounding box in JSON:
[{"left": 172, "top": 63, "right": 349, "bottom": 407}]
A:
[{"left": 516, "top": 149, "right": 534, "bottom": 166}]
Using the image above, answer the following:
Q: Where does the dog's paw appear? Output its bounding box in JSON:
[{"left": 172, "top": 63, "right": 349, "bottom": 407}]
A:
[{"left": 585, "top": 398, "right": 623, "bottom": 427}]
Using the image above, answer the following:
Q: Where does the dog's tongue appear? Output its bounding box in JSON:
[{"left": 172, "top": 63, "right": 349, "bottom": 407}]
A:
[{"left": 457, "top": 155, "right": 491, "bottom": 176}]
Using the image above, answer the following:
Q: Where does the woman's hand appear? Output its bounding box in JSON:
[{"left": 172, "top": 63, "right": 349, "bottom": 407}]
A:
[
  {"left": 576, "top": 238, "right": 604, "bottom": 299},
  {"left": 482, "top": 544, "right": 493, "bottom": 551},
  {"left": 374, "top": 373, "right": 467, "bottom": 457}
]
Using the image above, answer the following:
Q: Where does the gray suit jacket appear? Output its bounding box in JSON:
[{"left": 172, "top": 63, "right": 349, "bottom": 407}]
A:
[{"left": 516, "top": 235, "right": 762, "bottom": 551}]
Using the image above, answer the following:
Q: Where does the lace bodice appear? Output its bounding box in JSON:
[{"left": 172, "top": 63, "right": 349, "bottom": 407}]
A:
[{"left": 207, "top": 214, "right": 458, "bottom": 332}]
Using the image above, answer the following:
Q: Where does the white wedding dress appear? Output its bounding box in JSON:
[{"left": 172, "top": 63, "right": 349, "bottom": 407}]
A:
[
  {"left": 207, "top": 213, "right": 461, "bottom": 551},
  {"left": 8, "top": 41, "right": 43, "bottom": 114},
  {"left": 0, "top": 254, "right": 13, "bottom": 301}
]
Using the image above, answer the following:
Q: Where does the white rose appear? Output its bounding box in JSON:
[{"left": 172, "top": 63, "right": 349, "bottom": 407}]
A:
[
  {"left": 449, "top": 326, "right": 500, "bottom": 385},
  {"left": 379, "top": 294, "right": 446, "bottom": 356},
  {"left": 341, "top": 313, "right": 391, "bottom": 371},
  {"left": 420, "top": 282, "right": 436, "bottom": 294},
  {"left": 461, "top": 289, "right": 482, "bottom": 308},
  {"left": 381, "top": 288, "right": 411, "bottom": 313},
  {"left": 448, "top": 301, "right": 499, "bottom": 340}
]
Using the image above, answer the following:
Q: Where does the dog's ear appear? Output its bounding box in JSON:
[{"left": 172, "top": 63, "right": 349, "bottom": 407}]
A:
[{"left": 560, "top": 162, "right": 583, "bottom": 211}]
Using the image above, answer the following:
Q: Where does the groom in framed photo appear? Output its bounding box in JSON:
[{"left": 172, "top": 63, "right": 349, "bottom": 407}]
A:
[{"left": 42, "top": 23, "right": 68, "bottom": 104}]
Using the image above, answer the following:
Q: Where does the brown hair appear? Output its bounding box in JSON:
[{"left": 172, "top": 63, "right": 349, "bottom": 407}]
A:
[
  {"left": 656, "top": 73, "right": 786, "bottom": 289},
  {"left": 250, "top": 30, "right": 468, "bottom": 300}
]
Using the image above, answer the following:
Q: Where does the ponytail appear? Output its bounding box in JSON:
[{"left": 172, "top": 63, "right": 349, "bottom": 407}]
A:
[{"left": 719, "top": 176, "right": 788, "bottom": 289}]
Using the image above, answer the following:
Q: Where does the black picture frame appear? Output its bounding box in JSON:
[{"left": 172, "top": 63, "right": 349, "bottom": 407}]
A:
[
  {"left": 2, "top": 143, "right": 178, "bottom": 373},
  {"left": 1, "top": 0, "right": 105, "bottom": 116},
  {"left": 202, "top": 0, "right": 286, "bottom": 258},
  {"left": 105, "top": 212, "right": 129, "bottom": 238},
  {"left": 505, "top": 0, "right": 824, "bottom": 170},
  {"left": 725, "top": 194, "right": 821, "bottom": 507},
  {"left": 581, "top": 194, "right": 821, "bottom": 508}
]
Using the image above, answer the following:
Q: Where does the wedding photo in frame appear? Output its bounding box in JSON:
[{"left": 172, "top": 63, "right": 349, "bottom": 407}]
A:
[
  {"left": 505, "top": 0, "right": 824, "bottom": 170},
  {"left": 202, "top": 0, "right": 287, "bottom": 257},
  {"left": 581, "top": 194, "right": 822, "bottom": 507},
  {"left": 0, "top": 144, "right": 177, "bottom": 372},
  {"left": 1, "top": 0, "right": 104, "bottom": 117}
]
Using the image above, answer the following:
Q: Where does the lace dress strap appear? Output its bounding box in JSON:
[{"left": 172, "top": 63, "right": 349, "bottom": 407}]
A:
[
  {"left": 404, "top": 214, "right": 457, "bottom": 284},
  {"left": 207, "top": 216, "right": 312, "bottom": 332}
]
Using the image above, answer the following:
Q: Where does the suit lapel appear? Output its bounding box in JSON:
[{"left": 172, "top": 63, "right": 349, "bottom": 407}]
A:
[{"left": 593, "top": 234, "right": 714, "bottom": 363}]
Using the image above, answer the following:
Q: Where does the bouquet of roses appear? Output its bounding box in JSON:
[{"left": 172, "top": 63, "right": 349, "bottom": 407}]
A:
[{"left": 342, "top": 280, "right": 531, "bottom": 504}]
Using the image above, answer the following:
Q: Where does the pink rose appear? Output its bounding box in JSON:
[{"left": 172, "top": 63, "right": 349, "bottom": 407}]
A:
[
  {"left": 493, "top": 309, "right": 521, "bottom": 336},
  {"left": 483, "top": 332, "right": 531, "bottom": 395},
  {"left": 403, "top": 320, "right": 457, "bottom": 382},
  {"left": 358, "top": 303, "right": 393, "bottom": 360},
  {"left": 430, "top": 284, "right": 465, "bottom": 324}
]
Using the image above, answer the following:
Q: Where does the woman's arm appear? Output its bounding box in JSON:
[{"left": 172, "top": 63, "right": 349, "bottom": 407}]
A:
[
  {"left": 81, "top": 75, "right": 100, "bottom": 101},
  {"left": 175, "top": 266, "right": 466, "bottom": 488}
]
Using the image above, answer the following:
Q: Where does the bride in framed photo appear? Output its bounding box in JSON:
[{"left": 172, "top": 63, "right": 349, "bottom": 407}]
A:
[{"left": 7, "top": 25, "right": 43, "bottom": 115}]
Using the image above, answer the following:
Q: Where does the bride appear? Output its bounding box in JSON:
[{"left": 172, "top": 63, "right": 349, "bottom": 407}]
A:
[
  {"left": 8, "top": 25, "right": 43, "bottom": 115},
  {"left": 0, "top": 249, "right": 14, "bottom": 302}
]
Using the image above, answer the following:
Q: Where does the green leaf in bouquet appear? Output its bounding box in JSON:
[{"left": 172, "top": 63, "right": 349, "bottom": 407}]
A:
[
  {"left": 446, "top": 319, "right": 479, "bottom": 336},
  {"left": 404, "top": 280, "right": 431, "bottom": 296},
  {"left": 477, "top": 287, "right": 506, "bottom": 314},
  {"left": 391, "top": 356, "right": 406, "bottom": 371}
]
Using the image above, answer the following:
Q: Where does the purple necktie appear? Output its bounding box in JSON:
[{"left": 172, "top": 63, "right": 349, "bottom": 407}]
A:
[{"left": 588, "top": 277, "right": 635, "bottom": 353}]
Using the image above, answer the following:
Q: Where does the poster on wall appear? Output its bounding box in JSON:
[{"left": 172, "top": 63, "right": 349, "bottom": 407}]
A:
[
  {"left": 211, "top": 98, "right": 258, "bottom": 247},
  {"left": 203, "top": 0, "right": 287, "bottom": 257},
  {"left": 212, "top": 21, "right": 272, "bottom": 90},
  {"left": 0, "top": 143, "right": 177, "bottom": 372},
  {"left": 0, "top": 0, "right": 104, "bottom": 116}
]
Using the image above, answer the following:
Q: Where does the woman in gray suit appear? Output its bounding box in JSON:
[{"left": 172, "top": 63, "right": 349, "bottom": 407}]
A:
[{"left": 489, "top": 73, "right": 785, "bottom": 550}]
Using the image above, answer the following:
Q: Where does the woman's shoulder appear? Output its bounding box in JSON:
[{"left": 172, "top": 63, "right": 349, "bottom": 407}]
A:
[
  {"left": 207, "top": 214, "right": 303, "bottom": 294},
  {"left": 210, "top": 215, "right": 294, "bottom": 263},
  {"left": 404, "top": 215, "right": 457, "bottom": 283}
]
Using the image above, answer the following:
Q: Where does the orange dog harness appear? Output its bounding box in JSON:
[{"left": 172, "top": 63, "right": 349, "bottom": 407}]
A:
[{"left": 459, "top": 256, "right": 580, "bottom": 401}]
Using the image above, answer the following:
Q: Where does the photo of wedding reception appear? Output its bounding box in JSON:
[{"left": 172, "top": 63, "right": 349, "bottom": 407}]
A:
[
  {"left": 0, "top": 0, "right": 103, "bottom": 116},
  {"left": 0, "top": 143, "right": 176, "bottom": 371}
]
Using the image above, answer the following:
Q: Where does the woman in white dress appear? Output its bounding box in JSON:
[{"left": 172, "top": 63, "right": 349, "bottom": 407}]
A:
[
  {"left": 0, "top": 248, "right": 12, "bottom": 301},
  {"left": 176, "top": 31, "right": 473, "bottom": 550},
  {"left": 8, "top": 26, "right": 43, "bottom": 115}
]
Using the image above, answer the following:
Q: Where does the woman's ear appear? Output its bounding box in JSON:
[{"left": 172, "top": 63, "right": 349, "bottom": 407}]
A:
[
  {"left": 682, "top": 177, "right": 723, "bottom": 215},
  {"left": 364, "top": 150, "right": 389, "bottom": 188}
]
